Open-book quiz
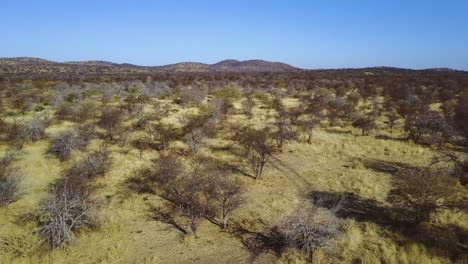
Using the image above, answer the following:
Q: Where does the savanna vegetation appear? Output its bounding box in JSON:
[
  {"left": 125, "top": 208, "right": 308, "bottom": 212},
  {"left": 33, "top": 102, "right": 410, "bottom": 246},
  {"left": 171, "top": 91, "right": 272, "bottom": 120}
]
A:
[{"left": 0, "top": 62, "right": 467, "bottom": 263}]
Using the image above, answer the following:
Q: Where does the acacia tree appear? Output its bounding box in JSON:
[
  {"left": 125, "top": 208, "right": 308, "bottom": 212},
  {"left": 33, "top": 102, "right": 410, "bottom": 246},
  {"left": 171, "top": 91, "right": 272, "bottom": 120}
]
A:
[
  {"left": 242, "top": 127, "right": 275, "bottom": 180},
  {"left": 98, "top": 107, "right": 122, "bottom": 141},
  {"left": 387, "top": 168, "right": 459, "bottom": 225},
  {"left": 242, "top": 96, "right": 255, "bottom": 119},
  {"left": 454, "top": 91, "right": 468, "bottom": 142},
  {"left": 37, "top": 183, "right": 97, "bottom": 249},
  {"left": 0, "top": 153, "right": 21, "bottom": 206},
  {"left": 351, "top": 112, "right": 375, "bottom": 136},
  {"left": 404, "top": 110, "right": 453, "bottom": 145},
  {"left": 385, "top": 110, "right": 400, "bottom": 134},
  {"left": 215, "top": 177, "right": 244, "bottom": 229},
  {"left": 273, "top": 119, "right": 298, "bottom": 151},
  {"left": 185, "top": 128, "right": 206, "bottom": 154},
  {"left": 48, "top": 130, "right": 85, "bottom": 161},
  {"left": 280, "top": 203, "right": 342, "bottom": 258},
  {"left": 301, "top": 115, "right": 322, "bottom": 144},
  {"left": 147, "top": 122, "right": 179, "bottom": 151},
  {"left": 164, "top": 165, "right": 216, "bottom": 237}
]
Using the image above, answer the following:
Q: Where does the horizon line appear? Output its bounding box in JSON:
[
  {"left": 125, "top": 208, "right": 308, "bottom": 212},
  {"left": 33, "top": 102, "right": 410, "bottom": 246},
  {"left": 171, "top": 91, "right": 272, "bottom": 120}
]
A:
[{"left": 1, "top": 56, "right": 466, "bottom": 72}]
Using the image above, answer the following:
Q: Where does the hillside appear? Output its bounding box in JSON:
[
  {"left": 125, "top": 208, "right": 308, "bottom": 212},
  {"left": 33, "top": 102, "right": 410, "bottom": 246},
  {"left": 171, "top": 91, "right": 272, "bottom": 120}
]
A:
[{"left": 0, "top": 57, "right": 300, "bottom": 75}]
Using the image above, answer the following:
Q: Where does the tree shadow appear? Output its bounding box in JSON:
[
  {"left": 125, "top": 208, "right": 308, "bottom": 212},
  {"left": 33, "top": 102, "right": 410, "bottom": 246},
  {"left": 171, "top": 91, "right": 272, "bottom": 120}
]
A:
[
  {"left": 231, "top": 220, "right": 286, "bottom": 259},
  {"left": 122, "top": 173, "right": 155, "bottom": 194},
  {"left": 375, "top": 134, "right": 407, "bottom": 142},
  {"left": 360, "top": 158, "right": 421, "bottom": 177},
  {"left": 310, "top": 191, "right": 468, "bottom": 261},
  {"left": 325, "top": 127, "right": 353, "bottom": 135},
  {"left": 147, "top": 204, "right": 188, "bottom": 235},
  {"left": 217, "top": 162, "right": 256, "bottom": 180}
]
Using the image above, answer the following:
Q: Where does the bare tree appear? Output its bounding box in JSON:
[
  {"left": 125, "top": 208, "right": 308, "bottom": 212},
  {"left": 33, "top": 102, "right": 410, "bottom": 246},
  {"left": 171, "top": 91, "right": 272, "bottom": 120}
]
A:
[
  {"left": 98, "top": 107, "right": 122, "bottom": 141},
  {"left": 0, "top": 153, "right": 21, "bottom": 206},
  {"left": 242, "top": 96, "right": 255, "bottom": 119},
  {"left": 388, "top": 168, "right": 460, "bottom": 225},
  {"left": 351, "top": 112, "right": 375, "bottom": 136},
  {"left": 165, "top": 171, "right": 214, "bottom": 237},
  {"left": 454, "top": 91, "right": 468, "bottom": 142},
  {"left": 37, "top": 183, "right": 97, "bottom": 249},
  {"left": 48, "top": 130, "right": 85, "bottom": 161},
  {"left": 274, "top": 119, "right": 298, "bottom": 151},
  {"left": 385, "top": 110, "right": 400, "bottom": 134},
  {"left": 301, "top": 115, "right": 322, "bottom": 144},
  {"left": 185, "top": 128, "right": 206, "bottom": 154},
  {"left": 287, "top": 107, "right": 303, "bottom": 125},
  {"left": 150, "top": 152, "right": 183, "bottom": 187},
  {"left": 21, "top": 116, "right": 48, "bottom": 141},
  {"left": 67, "top": 145, "right": 112, "bottom": 180},
  {"left": 147, "top": 123, "right": 179, "bottom": 151},
  {"left": 215, "top": 177, "right": 244, "bottom": 229},
  {"left": 279, "top": 202, "right": 342, "bottom": 258},
  {"left": 247, "top": 128, "right": 275, "bottom": 179}
]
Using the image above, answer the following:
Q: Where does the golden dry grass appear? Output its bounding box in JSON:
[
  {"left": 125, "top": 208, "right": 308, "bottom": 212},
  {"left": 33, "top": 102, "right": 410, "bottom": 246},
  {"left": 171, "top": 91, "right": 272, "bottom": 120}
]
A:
[{"left": 0, "top": 98, "right": 466, "bottom": 264}]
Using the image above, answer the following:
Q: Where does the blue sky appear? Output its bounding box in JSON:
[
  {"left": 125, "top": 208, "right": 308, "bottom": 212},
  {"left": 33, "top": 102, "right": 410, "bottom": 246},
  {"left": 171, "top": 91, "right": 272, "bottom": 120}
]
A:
[{"left": 2, "top": 0, "right": 468, "bottom": 69}]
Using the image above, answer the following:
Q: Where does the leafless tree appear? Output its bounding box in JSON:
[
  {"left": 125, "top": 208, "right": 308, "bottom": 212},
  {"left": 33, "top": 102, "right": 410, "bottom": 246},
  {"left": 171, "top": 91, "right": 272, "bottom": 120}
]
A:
[
  {"left": 0, "top": 153, "right": 21, "bottom": 206},
  {"left": 165, "top": 171, "right": 214, "bottom": 237},
  {"left": 279, "top": 202, "right": 342, "bottom": 257},
  {"left": 185, "top": 128, "right": 206, "bottom": 154},
  {"left": 66, "top": 145, "right": 112, "bottom": 180},
  {"left": 37, "top": 183, "right": 97, "bottom": 249},
  {"left": 247, "top": 128, "right": 275, "bottom": 179},
  {"left": 75, "top": 123, "right": 96, "bottom": 144},
  {"left": 301, "top": 115, "right": 322, "bottom": 144},
  {"left": 385, "top": 110, "right": 400, "bottom": 134},
  {"left": 351, "top": 112, "right": 375, "bottom": 136},
  {"left": 454, "top": 91, "right": 468, "bottom": 142},
  {"left": 150, "top": 152, "right": 183, "bottom": 187},
  {"left": 274, "top": 119, "right": 298, "bottom": 151},
  {"left": 242, "top": 96, "right": 255, "bottom": 119},
  {"left": 215, "top": 177, "right": 244, "bottom": 229},
  {"left": 287, "top": 107, "right": 303, "bottom": 125},
  {"left": 98, "top": 107, "right": 122, "bottom": 141},
  {"left": 21, "top": 116, "right": 48, "bottom": 141},
  {"left": 388, "top": 168, "right": 460, "bottom": 225},
  {"left": 147, "top": 122, "right": 179, "bottom": 151},
  {"left": 48, "top": 130, "right": 85, "bottom": 161}
]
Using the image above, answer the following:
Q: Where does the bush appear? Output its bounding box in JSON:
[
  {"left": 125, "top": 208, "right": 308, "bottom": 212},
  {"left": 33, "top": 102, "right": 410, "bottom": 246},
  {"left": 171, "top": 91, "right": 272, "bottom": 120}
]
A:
[
  {"left": 47, "top": 130, "right": 85, "bottom": 161},
  {"left": 98, "top": 107, "right": 122, "bottom": 140},
  {"left": 279, "top": 203, "right": 342, "bottom": 257},
  {"left": 185, "top": 128, "right": 206, "bottom": 153},
  {"left": 67, "top": 145, "right": 112, "bottom": 180},
  {"left": 0, "top": 154, "right": 21, "bottom": 206},
  {"left": 388, "top": 168, "right": 459, "bottom": 224},
  {"left": 37, "top": 184, "right": 97, "bottom": 249},
  {"left": 21, "top": 116, "right": 48, "bottom": 141}
]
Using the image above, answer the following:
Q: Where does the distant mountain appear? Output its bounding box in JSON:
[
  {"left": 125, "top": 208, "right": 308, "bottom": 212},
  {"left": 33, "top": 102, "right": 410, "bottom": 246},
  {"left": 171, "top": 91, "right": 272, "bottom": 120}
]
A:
[
  {"left": 154, "top": 59, "right": 299, "bottom": 72},
  {"left": 0, "top": 57, "right": 299, "bottom": 73},
  {"left": 1, "top": 57, "right": 465, "bottom": 76}
]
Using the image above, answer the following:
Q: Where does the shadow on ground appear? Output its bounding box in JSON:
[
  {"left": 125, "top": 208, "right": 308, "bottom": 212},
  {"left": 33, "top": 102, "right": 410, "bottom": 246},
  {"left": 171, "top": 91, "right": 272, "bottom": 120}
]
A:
[{"left": 310, "top": 190, "right": 468, "bottom": 262}]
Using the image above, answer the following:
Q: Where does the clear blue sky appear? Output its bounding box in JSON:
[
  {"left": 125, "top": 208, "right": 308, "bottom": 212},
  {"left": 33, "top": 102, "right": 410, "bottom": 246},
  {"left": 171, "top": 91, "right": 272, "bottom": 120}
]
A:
[{"left": 2, "top": 0, "right": 468, "bottom": 70}]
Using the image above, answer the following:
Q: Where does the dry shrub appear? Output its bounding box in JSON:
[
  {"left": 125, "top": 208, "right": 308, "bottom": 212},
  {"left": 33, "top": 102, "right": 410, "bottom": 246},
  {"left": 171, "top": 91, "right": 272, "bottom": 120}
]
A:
[
  {"left": 388, "top": 168, "right": 461, "bottom": 225},
  {"left": 21, "top": 116, "right": 48, "bottom": 141},
  {"left": 0, "top": 228, "right": 42, "bottom": 257},
  {"left": 47, "top": 130, "right": 85, "bottom": 161},
  {"left": 67, "top": 145, "right": 112, "bottom": 180},
  {"left": 98, "top": 107, "right": 122, "bottom": 140},
  {"left": 0, "top": 153, "right": 21, "bottom": 206},
  {"left": 279, "top": 202, "right": 343, "bottom": 257},
  {"left": 37, "top": 183, "right": 98, "bottom": 249},
  {"left": 185, "top": 128, "right": 206, "bottom": 154}
]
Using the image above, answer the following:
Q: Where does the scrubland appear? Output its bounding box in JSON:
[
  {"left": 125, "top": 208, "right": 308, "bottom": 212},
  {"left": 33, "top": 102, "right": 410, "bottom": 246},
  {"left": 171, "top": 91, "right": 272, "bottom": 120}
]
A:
[{"left": 0, "top": 72, "right": 467, "bottom": 264}]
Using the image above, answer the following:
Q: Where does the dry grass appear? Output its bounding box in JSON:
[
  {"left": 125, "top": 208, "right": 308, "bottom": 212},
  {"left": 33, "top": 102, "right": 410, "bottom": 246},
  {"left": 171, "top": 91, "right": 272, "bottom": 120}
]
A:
[{"left": 0, "top": 97, "right": 466, "bottom": 263}]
